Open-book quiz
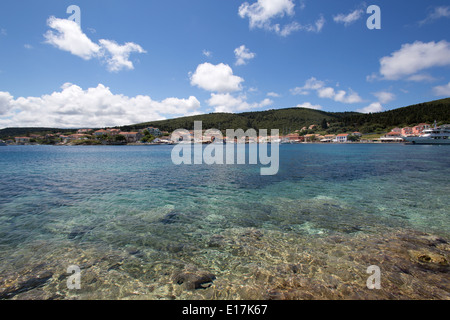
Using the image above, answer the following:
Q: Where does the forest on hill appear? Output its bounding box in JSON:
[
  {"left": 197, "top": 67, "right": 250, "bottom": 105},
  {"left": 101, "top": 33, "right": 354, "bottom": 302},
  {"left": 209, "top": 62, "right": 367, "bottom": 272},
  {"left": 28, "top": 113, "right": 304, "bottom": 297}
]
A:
[
  {"left": 1, "top": 98, "right": 449, "bottom": 139},
  {"left": 123, "top": 98, "right": 450, "bottom": 134}
]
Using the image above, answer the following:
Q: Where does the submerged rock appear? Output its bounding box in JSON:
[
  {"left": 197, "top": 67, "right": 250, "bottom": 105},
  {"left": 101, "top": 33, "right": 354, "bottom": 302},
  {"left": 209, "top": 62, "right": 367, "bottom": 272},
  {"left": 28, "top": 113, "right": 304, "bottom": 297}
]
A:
[
  {"left": 160, "top": 212, "right": 181, "bottom": 224},
  {"left": 68, "top": 226, "right": 94, "bottom": 240},
  {"left": 0, "top": 270, "right": 53, "bottom": 300},
  {"left": 207, "top": 235, "right": 228, "bottom": 248},
  {"left": 411, "top": 251, "right": 448, "bottom": 266},
  {"left": 173, "top": 269, "right": 216, "bottom": 290}
]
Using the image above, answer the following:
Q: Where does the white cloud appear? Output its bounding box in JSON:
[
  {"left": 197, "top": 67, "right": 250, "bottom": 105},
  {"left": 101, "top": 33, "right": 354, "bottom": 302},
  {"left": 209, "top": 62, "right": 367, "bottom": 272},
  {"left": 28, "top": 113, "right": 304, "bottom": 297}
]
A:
[
  {"left": 207, "top": 93, "right": 272, "bottom": 113},
  {"left": 295, "top": 102, "right": 323, "bottom": 110},
  {"left": 44, "top": 17, "right": 100, "bottom": 60},
  {"left": 277, "top": 15, "right": 325, "bottom": 36},
  {"left": 238, "top": 0, "right": 324, "bottom": 36},
  {"left": 190, "top": 63, "right": 244, "bottom": 93},
  {"left": 419, "top": 6, "right": 450, "bottom": 25},
  {"left": 290, "top": 77, "right": 325, "bottom": 95},
  {"left": 98, "top": 39, "right": 146, "bottom": 72},
  {"left": 373, "top": 91, "right": 396, "bottom": 104},
  {"left": 0, "top": 92, "right": 13, "bottom": 115},
  {"left": 291, "top": 77, "right": 362, "bottom": 104},
  {"left": 44, "top": 17, "right": 146, "bottom": 72},
  {"left": 0, "top": 84, "right": 201, "bottom": 129},
  {"left": 234, "top": 45, "right": 256, "bottom": 66},
  {"left": 357, "top": 102, "right": 383, "bottom": 114},
  {"left": 267, "top": 92, "right": 280, "bottom": 97},
  {"left": 379, "top": 40, "right": 450, "bottom": 80},
  {"left": 238, "top": 0, "right": 295, "bottom": 29},
  {"left": 433, "top": 82, "right": 450, "bottom": 96},
  {"left": 333, "top": 9, "right": 364, "bottom": 26},
  {"left": 314, "top": 15, "right": 326, "bottom": 33},
  {"left": 406, "top": 74, "right": 436, "bottom": 82}
]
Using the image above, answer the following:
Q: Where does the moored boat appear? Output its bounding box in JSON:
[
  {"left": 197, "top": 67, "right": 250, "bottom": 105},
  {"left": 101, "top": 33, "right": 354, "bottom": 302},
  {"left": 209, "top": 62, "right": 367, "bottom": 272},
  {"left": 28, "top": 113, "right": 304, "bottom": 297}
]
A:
[{"left": 403, "top": 121, "right": 450, "bottom": 145}]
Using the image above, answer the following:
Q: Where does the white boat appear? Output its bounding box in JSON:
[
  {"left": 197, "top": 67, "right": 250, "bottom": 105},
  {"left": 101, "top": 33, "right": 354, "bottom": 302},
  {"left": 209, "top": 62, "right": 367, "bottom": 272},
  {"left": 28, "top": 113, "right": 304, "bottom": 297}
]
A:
[
  {"left": 0, "top": 140, "right": 7, "bottom": 146},
  {"left": 403, "top": 122, "right": 450, "bottom": 145}
]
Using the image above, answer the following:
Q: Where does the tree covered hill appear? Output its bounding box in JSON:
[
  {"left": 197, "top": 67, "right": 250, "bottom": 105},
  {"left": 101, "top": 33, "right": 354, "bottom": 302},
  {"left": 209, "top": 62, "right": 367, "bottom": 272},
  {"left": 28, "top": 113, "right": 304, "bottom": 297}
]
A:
[
  {"left": 120, "top": 108, "right": 358, "bottom": 133},
  {"left": 1, "top": 98, "right": 449, "bottom": 139},
  {"left": 333, "top": 98, "right": 450, "bottom": 133},
  {"left": 122, "top": 98, "right": 450, "bottom": 134},
  {"left": 0, "top": 127, "right": 74, "bottom": 139}
]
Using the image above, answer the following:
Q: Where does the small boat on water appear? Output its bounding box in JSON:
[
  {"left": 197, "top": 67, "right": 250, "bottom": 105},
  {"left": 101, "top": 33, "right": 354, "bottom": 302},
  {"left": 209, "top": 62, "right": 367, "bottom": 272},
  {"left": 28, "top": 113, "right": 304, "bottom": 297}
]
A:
[
  {"left": 403, "top": 121, "right": 450, "bottom": 145},
  {"left": 0, "top": 140, "right": 7, "bottom": 146}
]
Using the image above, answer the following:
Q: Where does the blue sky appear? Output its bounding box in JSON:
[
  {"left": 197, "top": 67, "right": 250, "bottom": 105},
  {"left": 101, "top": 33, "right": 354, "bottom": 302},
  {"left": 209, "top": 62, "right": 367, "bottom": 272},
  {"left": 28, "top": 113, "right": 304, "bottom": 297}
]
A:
[{"left": 0, "top": 0, "right": 449, "bottom": 128}]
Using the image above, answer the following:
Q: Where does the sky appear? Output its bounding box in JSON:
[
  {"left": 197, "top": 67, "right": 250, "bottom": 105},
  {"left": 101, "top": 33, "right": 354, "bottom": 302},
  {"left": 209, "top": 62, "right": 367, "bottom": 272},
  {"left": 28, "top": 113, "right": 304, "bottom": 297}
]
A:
[{"left": 0, "top": 0, "right": 449, "bottom": 128}]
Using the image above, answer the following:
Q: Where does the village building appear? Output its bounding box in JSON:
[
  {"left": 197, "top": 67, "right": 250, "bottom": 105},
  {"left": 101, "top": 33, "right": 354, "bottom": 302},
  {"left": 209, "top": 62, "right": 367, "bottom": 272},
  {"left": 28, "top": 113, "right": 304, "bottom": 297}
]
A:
[
  {"left": 141, "top": 127, "right": 162, "bottom": 136},
  {"left": 67, "top": 134, "right": 89, "bottom": 141},
  {"left": 93, "top": 129, "right": 109, "bottom": 137},
  {"left": 15, "top": 137, "right": 31, "bottom": 144},
  {"left": 286, "top": 133, "right": 303, "bottom": 142},
  {"left": 380, "top": 131, "right": 404, "bottom": 143},
  {"left": 412, "top": 123, "right": 431, "bottom": 135},
  {"left": 321, "top": 134, "right": 336, "bottom": 143},
  {"left": 77, "top": 129, "right": 94, "bottom": 134},
  {"left": 119, "top": 132, "right": 142, "bottom": 143},
  {"left": 336, "top": 134, "right": 349, "bottom": 143},
  {"left": 401, "top": 127, "right": 414, "bottom": 136}
]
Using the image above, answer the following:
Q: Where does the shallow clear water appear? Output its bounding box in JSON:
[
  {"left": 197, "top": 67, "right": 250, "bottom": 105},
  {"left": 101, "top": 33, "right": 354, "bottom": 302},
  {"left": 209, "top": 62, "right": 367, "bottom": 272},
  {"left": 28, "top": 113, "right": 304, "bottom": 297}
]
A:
[{"left": 0, "top": 144, "right": 449, "bottom": 300}]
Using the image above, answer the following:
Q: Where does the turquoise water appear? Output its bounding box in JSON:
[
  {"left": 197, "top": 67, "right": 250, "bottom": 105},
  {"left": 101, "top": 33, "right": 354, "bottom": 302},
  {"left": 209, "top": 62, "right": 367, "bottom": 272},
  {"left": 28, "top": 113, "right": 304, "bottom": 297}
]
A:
[{"left": 0, "top": 144, "right": 449, "bottom": 299}]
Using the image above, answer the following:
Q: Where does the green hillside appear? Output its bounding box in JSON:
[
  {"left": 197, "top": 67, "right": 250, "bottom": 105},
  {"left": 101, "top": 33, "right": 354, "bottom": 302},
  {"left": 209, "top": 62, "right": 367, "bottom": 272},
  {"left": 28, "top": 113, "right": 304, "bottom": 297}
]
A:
[
  {"left": 0, "top": 127, "right": 75, "bottom": 140},
  {"left": 121, "top": 98, "right": 450, "bottom": 134},
  {"left": 120, "top": 108, "right": 358, "bottom": 133},
  {"left": 1, "top": 98, "right": 449, "bottom": 139},
  {"left": 333, "top": 98, "right": 450, "bottom": 133}
]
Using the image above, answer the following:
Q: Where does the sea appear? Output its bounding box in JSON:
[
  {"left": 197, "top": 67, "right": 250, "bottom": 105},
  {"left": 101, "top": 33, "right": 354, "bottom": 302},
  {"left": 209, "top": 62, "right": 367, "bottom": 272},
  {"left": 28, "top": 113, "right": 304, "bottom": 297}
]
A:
[{"left": 0, "top": 144, "right": 449, "bottom": 299}]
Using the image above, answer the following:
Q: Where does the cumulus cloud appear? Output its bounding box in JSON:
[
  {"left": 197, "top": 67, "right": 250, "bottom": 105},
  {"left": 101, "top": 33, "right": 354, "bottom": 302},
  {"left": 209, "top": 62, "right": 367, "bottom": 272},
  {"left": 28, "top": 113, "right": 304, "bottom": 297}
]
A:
[
  {"left": 267, "top": 92, "right": 280, "bottom": 97},
  {"left": 238, "top": 0, "right": 324, "bottom": 36},
  {"left": 357, "top": 102, "right": 383, "bottom": 114},
  {"left": 98, "top": 39, "right": 146, "bottom": 72},
  {"left": 190, "top": 63, "right": 244, "bottom": 93},
  {"left": 238, "top": 0, "right": 295, "bottom": 29},
  {"left": 207, "top": 93, "right": 272, "bottom": 113},
  {"left": 234, "top": 45, "right": 256, "bottom": 66},
  {"left": 0, "top": 84, "right": 201, "bottom": 128},
  {"left": 0, "top": 92, "right": 13, "bottom": 115},
  {"left": 44, "top": 16, "right": 100, "bottom": 60},
  {"left": 291, "top": 77, "right": 362, "bottom": 104},
  {"left": 295, "top": 102, "right": 323, "bottom": 110},
  {"left": 433, "top": 82, "right": 450, "bottom": 96},
  {"left": 378, "top": 40, "right": 450, "bottom": 81},
  {"left": 333, "top": 9, "right": 364, "bottom": 26},
  {"left": 44, "top": 17, "right": 146, "bottom": 72},
  {"left": 373, "top": 91, "right": 396, "bottom": 104},
  {"left": 290, "top": 77, "right": 325, "bottom": 95}
]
